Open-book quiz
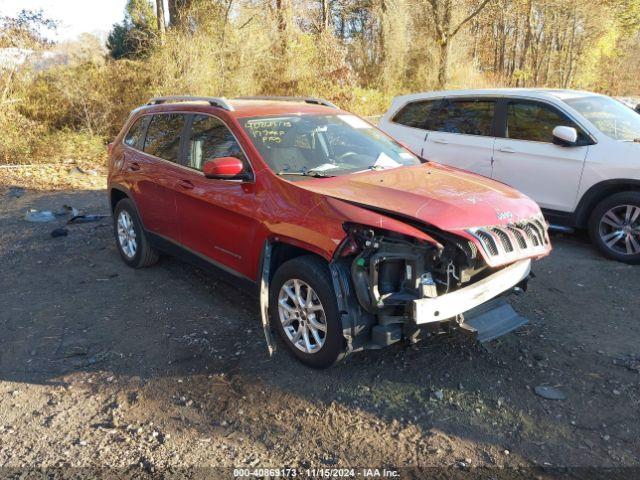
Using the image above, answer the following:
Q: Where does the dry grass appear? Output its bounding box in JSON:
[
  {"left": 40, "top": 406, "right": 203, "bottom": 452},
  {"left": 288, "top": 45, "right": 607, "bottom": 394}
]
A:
[{"left": 0, "top": 162, "right": 107, "bottom": 191}]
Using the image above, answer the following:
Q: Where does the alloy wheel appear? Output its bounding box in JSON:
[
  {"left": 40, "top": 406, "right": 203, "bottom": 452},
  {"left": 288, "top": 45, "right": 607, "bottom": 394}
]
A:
[
  {"left": 117, "top": 210, "right": 138, "bottom": 259},
  {"left": 277, "top": 279, "right": 327, "bottom": 354},
  {"left": 599, "top": 204, "right": 640, "bottom": 256}
]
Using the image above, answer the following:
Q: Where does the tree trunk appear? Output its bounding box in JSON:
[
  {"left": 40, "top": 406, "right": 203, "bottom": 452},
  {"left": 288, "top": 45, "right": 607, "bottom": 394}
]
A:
[
  {"left": 320, "top": 0, "right": 330, "bottom": 32},
  {"left": 437, "top": 38, "right": 450, "bottom": 89},
  {"left": 168, "top": 0, "right": 178, "bottom": 26},
  {"left": 276, "top": 0, "right": 290, "bottom": 34},
  {"left": 167, "top": 0, "right": 191, "bottom": 27},
  {"left": 156, "top": 0, "right": 166, "bottom": 42}
]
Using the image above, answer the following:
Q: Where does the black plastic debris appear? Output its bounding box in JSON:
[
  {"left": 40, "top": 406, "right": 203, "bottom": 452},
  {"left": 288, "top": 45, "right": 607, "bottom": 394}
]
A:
[
  {"left": 7, "top": 187, "right": 25, "bottom": 198},
  {"left": 51, "top": 228, "right": 69, "bottom": 238},
  {"left": 68, "top": 214, "right": 108, "bottom": 224}
]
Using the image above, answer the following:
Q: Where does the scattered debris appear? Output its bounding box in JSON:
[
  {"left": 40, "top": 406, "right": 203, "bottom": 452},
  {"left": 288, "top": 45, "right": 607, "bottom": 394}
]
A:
[
  {"left": 68, "top": 166, "right": 89, "bottom": 176},
  {"left": 25, "top": 209, "right": 56, "bottom": 223},
  {"left": 61, "top": 344, "right": 90, "bottom": 358},
  {"left": 534, "top": 385, "right": 566, "bottom": 400},
  {"left": 59, "top": 205, "right": 79, "bottom": 217},
  {"left": 68, "top": 214, "right": 108, "bottom": 224},
  {"left": 24, "top": 204, "right": 107, "bottom": 226},
  {"left": 613, "top": 355, "right": 640, "bottom": 373},
  {"left": 50, "top": 228, "right": 68, "bottom": 238},
  {"left": 7, "top": 187, "right": 25, "bottom": 198}
]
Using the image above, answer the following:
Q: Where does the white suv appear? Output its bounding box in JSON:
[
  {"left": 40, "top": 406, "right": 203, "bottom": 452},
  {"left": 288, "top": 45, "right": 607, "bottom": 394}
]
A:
[{"left": 379, "top": 89, "right": 640, "bottom": 264}]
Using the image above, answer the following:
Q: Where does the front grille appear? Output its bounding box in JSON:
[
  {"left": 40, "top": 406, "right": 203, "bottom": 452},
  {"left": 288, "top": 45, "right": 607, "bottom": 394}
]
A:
[
  {"left": 475, "top": 230, "right": 498, "bottom": 256},
  {"left": 467, "top": 216, "right": 550, "bottom": 263},
  {"left": 491, "top": 227, "right": 514, "bottom": 253}
]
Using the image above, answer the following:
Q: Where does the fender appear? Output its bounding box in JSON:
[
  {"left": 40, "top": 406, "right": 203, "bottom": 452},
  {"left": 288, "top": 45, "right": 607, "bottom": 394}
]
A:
[
  {"left": 265, "top": 233, "right": 336, "bottom": 262},
  {"left": 575, "top": 179, "right": 640, "bottom": 227}
]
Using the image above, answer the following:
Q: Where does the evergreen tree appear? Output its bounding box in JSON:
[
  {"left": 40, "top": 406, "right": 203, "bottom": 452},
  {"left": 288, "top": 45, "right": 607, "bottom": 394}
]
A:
[{"left": 107, "top": 0, "right": 158, "bottom": 59}]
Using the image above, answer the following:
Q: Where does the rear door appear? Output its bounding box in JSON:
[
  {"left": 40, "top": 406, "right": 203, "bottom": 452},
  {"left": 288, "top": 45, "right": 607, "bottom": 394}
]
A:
[
  {"left": 492, "top": 100, "right": 590, "bottom": 212},
  {"left": 175, "top": 114, "right": 260, "bottom": 279},
  {"left": 133, "top": 113, "right": 188, "bottom": 239},
  {"left": 420, "top": 98, "right": 497, "bottom": 178}
]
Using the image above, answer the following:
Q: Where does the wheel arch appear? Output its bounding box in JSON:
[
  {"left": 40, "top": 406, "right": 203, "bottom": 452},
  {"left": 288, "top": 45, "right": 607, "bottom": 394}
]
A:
[
  {"left": 109, "top": 185, "right": 138, "bottom": 213},
  {"left": 109, "top": 185, "right": 147, "bottom": 229},
  {"left": 575, "top": 179, "right": 640, "bottom": 228},
  {"left": 268, "top": 239, "right": 330, "bottom": 280}
]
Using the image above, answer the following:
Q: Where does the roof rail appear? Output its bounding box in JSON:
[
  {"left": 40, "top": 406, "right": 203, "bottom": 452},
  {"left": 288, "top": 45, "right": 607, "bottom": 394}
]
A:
[
  {"left": 236, "top": 96, "right": 338, "bottom": 109},
  {"left": 146, "top": 96, "right": 235, "bottom": 111}
]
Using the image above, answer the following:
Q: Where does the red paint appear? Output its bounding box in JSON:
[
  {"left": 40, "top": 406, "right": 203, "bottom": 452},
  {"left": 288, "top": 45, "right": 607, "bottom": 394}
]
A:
[
  {"left": 203, "top": 156, "right": 244, "bottom": 178},
  {"left": 108, "top": 99, "right": 551, "bottom": 282}
]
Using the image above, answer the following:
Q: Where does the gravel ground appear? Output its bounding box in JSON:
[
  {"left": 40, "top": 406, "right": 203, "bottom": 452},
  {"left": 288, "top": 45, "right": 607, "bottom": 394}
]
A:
[{"left": 0, "top": 181, "right": 639, "bottom": 479}]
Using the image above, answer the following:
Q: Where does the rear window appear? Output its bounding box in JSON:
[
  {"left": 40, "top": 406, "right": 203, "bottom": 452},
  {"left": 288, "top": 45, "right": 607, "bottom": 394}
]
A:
[
  {"left": 123, "top": 116, "right": 146, "bottom": 148},
  {"left": 143, "top": 113, "right": 186, "bottom": 163},
  {"left": 393, "top": 99, "right": 495, "bottom": 136},
  {"left": 392, "top": 100, "right": 435, "bottom": 129},
  {"left": 426, "top": 100, "right": 495, "bottom": 135}
]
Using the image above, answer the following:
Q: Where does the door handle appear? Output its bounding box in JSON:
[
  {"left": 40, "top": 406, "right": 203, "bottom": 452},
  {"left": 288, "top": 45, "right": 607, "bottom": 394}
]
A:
[
  {"left": 432, "top": 138, "right": 448, "bottom": 144},
  {"left": 128, "top": 161, "right": 141, "bottom": 171},
  {"left": 498, "top": 146, "right": 516, "bottom": 153},
  {"left": 178, "top": 179, "right": 194, "bottom": 190}
]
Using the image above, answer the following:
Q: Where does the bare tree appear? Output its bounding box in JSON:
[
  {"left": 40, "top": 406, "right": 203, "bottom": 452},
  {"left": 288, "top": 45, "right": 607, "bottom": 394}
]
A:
[
  {"left": 156, "top": 0, "right": 166, "bottom": 42},
  {"left": 167, "top": 0, "right": 191, "bottom": 27},
  {"left": 427, "top": 0, "right": 493, "bottom": 88}
]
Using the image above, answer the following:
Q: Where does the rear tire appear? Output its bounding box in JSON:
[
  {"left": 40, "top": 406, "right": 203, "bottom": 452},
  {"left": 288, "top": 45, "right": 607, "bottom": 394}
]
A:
[
  {"left": 269, "top": 255, "right": 346, "bottom": 368},
  {"left": 588, "top": 191, "right": 640, "bottom": 264},
  {"left": 113, "top": 198, "right": 159, "bottom": 268}
]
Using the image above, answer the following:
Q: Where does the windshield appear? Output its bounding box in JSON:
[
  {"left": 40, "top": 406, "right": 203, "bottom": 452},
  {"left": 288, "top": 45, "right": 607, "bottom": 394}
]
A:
[
  {"left": 240, "top": 114, "right": 422, "bottom": 179},
  {"left": 564, "top": 95, "right": 640, "bottom": 141}
]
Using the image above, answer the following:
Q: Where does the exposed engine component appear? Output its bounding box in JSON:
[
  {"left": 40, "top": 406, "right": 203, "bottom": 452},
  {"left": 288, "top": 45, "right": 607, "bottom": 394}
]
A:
[{"left": 344, "top": 224, "right": 485, "bottom": 316}]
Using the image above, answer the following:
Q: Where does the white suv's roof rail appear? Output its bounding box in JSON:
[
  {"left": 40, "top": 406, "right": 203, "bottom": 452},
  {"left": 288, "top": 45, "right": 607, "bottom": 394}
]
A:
[
  {"left": 236, "top": 96, "right": 338, "bottom": 109},
  {"left": 147, "top": 96, "right": 235, "bottom": 111}
]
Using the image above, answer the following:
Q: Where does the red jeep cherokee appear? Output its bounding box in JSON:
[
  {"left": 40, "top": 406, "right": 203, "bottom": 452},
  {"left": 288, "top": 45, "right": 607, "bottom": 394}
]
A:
[{"left": 108, "top": 96, "right": 551, "bottom": 368}]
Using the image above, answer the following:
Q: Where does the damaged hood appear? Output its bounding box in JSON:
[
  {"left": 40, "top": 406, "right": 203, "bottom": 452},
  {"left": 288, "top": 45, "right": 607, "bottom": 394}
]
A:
[{"left": 296, "top": 163, "right": 542, "bottom": 231}]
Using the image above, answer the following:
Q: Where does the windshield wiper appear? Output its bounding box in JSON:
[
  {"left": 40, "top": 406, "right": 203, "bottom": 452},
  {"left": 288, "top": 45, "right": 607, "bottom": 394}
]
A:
[{"left": 276, "top": 170, "right": 336, "bottom": 178}]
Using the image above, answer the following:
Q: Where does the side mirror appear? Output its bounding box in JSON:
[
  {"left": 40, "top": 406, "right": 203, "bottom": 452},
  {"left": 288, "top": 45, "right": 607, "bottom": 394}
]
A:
[
  {"left": 202, "top": 157, "right": 244, "bottom": 179},
  {"left": 552, "top": 126, "right": 578, "bottom": 146},
  {"left": 635, "top": 104, "right": 640, "bottom": 114}
]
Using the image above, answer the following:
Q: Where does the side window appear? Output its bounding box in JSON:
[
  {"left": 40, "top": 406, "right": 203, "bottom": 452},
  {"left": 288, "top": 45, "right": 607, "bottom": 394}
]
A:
[
  {"left": 507, "top": 102, "right": 578, "bottom": 143},
  {"left": 427, "top": 100, "right": 495, "bottom": 136},
  {"left": 392, "top": 100, "right": 436, "bottom": 129},
  {"left": 123, "top": 116, "right": 146, "bottom": 149},
  {"left": 143, "top": 113, "right": 186, "bottom": 162},
  {"left": 185, "top": 115, "right": 247, "bottom": 171}
]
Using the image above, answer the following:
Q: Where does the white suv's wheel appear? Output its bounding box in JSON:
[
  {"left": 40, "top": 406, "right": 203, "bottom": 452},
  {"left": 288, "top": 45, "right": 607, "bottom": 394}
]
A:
[{"left": 589, "top": 192, "right": 640, "bottom": 264}]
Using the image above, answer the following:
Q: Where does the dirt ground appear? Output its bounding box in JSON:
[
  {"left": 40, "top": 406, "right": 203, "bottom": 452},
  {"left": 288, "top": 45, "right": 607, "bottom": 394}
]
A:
[{"left": 1, "top": 174, "right": 639, "bottom": 479}]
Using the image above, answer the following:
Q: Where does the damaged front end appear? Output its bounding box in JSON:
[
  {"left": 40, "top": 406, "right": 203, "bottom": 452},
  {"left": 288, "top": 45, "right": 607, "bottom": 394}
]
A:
[{"left": 332, "top": 221, "right": 539, "bottom": 352}]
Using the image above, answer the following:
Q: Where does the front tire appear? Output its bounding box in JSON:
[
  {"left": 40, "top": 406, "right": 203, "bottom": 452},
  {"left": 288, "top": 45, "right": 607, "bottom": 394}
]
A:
[
  {"left": 588, "top": 191, "right": 640, "bottom": 264},
  {"left": 113, "top": 198, "right": 159, "bottom": 268},
  {"left": 269, "top": 255, "right": 346, "bottom": 368}
]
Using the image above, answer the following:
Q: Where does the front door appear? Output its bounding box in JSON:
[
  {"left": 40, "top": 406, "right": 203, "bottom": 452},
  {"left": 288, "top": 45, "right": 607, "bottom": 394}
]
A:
[
  {"left": 175, "top": 114, "right": 260, "bottom": 279},
  {"left": 491, "top": 100, "right": 589, "bottom": 212}
]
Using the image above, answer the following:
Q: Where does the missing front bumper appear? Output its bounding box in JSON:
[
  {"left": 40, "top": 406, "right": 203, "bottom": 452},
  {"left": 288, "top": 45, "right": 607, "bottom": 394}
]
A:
[{"left": 411, "top": 258, "right": 531, "bottom": 325}]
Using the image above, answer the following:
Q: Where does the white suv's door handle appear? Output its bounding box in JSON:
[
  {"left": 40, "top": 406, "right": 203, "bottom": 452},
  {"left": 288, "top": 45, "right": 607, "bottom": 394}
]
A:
[
  {"left": 432, "top": 138, "right": 448, "bottom": 144},
  {"left": 498, "top": 146, "right": 516, "bottom": 153}
]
